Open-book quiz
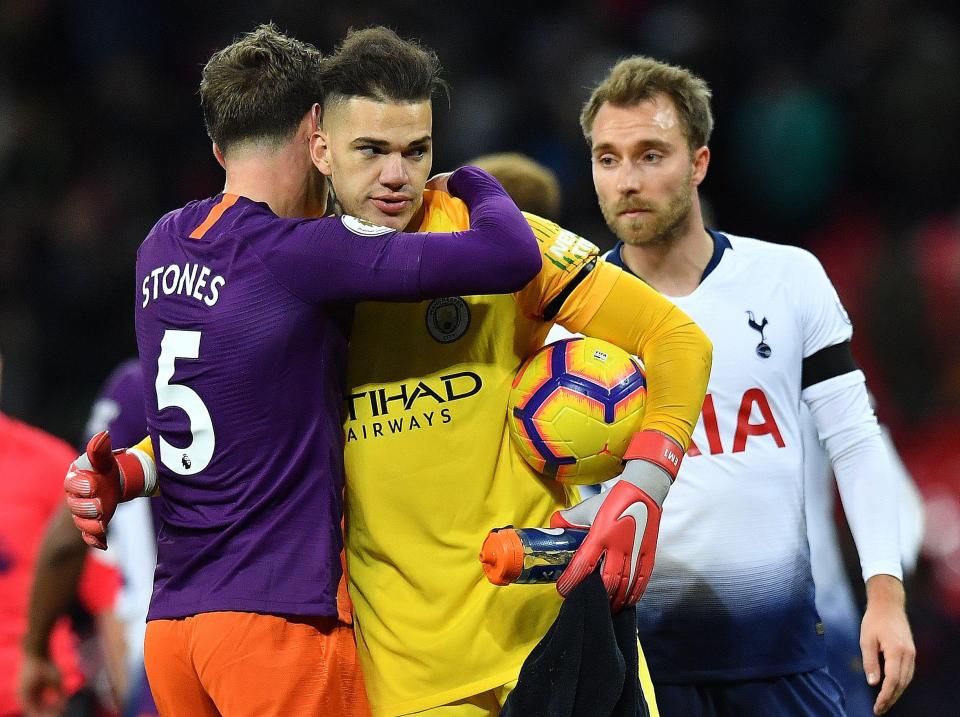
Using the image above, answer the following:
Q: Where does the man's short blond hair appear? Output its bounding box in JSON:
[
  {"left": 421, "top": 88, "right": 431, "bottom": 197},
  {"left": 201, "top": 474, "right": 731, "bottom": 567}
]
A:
[
  {"left": 467, "top": 153, "right": 561, "bottom": 220},
  {"left": 580, "top": 56, "right": 713, "bottom": 151}
]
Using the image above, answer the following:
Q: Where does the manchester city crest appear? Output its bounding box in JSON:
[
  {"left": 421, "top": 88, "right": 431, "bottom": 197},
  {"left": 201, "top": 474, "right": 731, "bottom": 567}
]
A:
[{"left": 426, "top": 297, "right": 471, "bottom": 343}]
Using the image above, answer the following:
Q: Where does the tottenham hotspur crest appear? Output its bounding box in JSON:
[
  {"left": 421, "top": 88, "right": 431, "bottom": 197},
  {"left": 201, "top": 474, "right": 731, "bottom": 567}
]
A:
[{"left": 746, "top": 311, "right": 772, "bottom": 358}]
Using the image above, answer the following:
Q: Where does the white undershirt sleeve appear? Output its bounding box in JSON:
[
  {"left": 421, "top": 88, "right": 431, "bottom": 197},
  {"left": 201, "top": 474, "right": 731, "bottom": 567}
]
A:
[
  {"left": 802, "top": 370, "right": 903, "bottom": 582},
  {"left": 880, "top": 426, "right": 925, "bottom": 575}
]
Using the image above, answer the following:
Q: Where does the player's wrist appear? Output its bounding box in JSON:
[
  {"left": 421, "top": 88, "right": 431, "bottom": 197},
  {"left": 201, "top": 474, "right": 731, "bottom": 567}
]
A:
[
  {"left": 865, "top": 574, "right": 906, "bottom": 607},
  {"left": 618, "top": 459, "right": 671, "bottom": 508},
  {"left": 115, "top": 447, "right": 156, "bottom": 500},
  {"left": 623, "top": 430, "right": 683, "bottom": 482}
]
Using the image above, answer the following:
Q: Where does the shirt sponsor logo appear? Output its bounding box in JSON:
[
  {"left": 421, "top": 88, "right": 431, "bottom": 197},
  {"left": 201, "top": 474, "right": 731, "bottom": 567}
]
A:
[
  {"left": 344, "top": 371, "right": 482, "bottom": 442},
  {"left": 686, "top": 389, "right": 786, "bottom": 457},
  {"left": 341, "top": 215, "right": 394, "bottom": 236},
  {"left": 426, "top": 297, "right": 471, "bottom": 343}
]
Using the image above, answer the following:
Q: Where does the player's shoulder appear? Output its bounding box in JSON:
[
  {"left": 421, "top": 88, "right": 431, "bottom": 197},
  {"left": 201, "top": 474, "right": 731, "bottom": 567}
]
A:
[
  {"left": 0, "top": 412, "right": 75, "bottom": 464},
  {"left": 723, "top": 233, "right": 826, "bottom": 275},
  {"left": 146, "top": 197, "right": 220, "bottom": 238},
  {"left": 141, "top": 194, "right": 286, "bottom": 249},
  {"left": 522, "top": 211, "right": 562, "bottom": 241},
  {"left": 521, "top": 212, "right": 599, "bottom": 269},
  {"left": 421, "top": 189, "right": 470, "bottom": 229},
  {"left": 424, "top": 188, "right": 468, "bottom": 213}
]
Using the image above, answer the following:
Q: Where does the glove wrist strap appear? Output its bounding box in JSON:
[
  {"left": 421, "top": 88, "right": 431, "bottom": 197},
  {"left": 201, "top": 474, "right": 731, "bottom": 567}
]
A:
[
  {"left": 115, "top": 448, "right": 156, "bottom": 500},
  {"left": 623, "top": 430, "right": 683, "bottom": 482}
]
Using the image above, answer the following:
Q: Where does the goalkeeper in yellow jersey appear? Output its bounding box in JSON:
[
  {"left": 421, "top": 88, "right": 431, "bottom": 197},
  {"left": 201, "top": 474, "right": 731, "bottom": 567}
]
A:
[{"left": 67, "top": 28, "right": 711, "bottom": 717}]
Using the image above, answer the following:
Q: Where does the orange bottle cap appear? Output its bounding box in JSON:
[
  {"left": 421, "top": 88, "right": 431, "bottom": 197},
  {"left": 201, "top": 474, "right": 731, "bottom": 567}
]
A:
[{"left": 479, "top": 528, "right": 524, "bottom": 585}]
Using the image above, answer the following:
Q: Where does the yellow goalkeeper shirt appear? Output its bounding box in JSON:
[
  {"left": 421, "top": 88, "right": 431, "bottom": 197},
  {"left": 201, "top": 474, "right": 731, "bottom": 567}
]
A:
[{"left": 343, "top": 190, "right": 709, "bottom": 715}]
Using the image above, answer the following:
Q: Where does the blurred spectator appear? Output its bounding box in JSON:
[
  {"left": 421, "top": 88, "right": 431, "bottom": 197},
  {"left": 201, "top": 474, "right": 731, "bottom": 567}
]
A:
[
  {"left": 1, "top": 352, "right": 122, "bottom": 717},
  {"left": 467, "top": 152, "right": 562, "bottom": 219},
  {"left": 18, "top": 359, "right": 157, "bottom": 717}
]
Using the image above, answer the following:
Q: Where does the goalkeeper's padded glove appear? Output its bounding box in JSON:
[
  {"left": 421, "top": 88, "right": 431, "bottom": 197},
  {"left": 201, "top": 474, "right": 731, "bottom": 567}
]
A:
[
  {"left": 64, "top": 431, "right": 156, "bottom": 550},
  {"left": 550, "top": 430, "right": 682, "bottom": 612}
]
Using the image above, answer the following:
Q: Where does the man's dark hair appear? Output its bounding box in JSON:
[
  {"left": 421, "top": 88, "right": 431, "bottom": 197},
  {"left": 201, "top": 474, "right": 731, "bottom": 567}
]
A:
[
  {"left": 199, "top": 23, "right": 324, "bottom": 153},
  {"left": 320, "top": 26, "right": 447, "bottom": 108}
]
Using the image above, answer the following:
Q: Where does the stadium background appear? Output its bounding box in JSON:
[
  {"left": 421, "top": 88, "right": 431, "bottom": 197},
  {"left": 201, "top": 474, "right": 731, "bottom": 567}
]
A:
[{"left": 0, "top": 1, "right": 957, "bottom": 713}]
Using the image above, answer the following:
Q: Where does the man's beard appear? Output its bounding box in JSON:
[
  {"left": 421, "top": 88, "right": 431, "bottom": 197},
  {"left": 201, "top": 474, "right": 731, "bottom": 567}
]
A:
[{"left": 602, "top": 177, "right": 693, "bottom": 248}]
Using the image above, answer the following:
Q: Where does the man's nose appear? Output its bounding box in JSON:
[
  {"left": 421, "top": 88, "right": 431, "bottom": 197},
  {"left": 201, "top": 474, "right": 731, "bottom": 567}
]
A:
[
  {"left": 380, "top": 153, "right": 408, "bottom": 188},
  {"left": 616, "top": 162, "right": 642, "bottom": 194}
]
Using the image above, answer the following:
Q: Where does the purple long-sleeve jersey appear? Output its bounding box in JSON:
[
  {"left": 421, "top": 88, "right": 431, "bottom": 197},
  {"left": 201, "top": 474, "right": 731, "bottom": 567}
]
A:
[
  {"left": 84, "top": 359, "right": 148, "bottom": 448},
  {"left": 135, "top": 167, "right": 538, "bottom": 621}
]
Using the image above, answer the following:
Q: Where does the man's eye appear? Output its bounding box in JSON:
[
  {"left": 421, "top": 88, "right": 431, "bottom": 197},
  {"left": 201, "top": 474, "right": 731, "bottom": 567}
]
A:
[
  {"left": 597, "top": 155, "right": 617, "bottom": 167},
  {"left": 358, "top": 146, "right": 381, "bottom": 156},
  {"left": 643, "top": 152, "right": 663, "bottom": 163},
  {"left": 406, "top": 148, "right": 426, "bottom": 159}
]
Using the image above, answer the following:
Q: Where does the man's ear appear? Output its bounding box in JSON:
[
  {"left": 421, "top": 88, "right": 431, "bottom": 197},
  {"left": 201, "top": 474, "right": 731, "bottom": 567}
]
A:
[
  {"left": 310, "top": 129, "right": 332, "bottom": 177},
  {"left": 691, "top": 145, "right": 710, "bottom": 187},
  {"left": 212, "top": 142, "right": 226, "bottom": 170}
]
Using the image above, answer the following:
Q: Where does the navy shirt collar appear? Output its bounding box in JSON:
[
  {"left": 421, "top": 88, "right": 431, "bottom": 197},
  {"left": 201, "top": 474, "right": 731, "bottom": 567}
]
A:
[{"left": 608, "top": 228, "right": 731, "bottom": 284}]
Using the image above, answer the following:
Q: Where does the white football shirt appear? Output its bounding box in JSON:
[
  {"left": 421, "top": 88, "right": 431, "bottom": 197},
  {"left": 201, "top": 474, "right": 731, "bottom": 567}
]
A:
[{"left": 551, "top": 230, "right": 855, "bottom": 681}]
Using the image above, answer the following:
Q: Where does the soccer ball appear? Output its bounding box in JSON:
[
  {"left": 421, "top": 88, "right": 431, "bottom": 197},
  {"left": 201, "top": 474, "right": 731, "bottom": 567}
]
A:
[{"left": 508, "top": 337, "right": 647, "bottom": 484}]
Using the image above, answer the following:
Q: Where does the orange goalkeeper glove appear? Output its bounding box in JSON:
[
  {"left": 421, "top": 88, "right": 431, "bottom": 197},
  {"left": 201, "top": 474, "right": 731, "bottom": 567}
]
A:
[
  {"left": 64, "top": 431, "right": 156, "bottom": 550},
  {"left": 550, "top": 430, "right": 681, "bottom": 612}
]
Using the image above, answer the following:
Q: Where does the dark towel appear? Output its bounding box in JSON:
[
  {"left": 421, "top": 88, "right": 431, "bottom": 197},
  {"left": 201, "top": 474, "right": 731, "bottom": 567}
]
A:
[{"left": 500, "top": 571, "right": 648, "bottom": 717}]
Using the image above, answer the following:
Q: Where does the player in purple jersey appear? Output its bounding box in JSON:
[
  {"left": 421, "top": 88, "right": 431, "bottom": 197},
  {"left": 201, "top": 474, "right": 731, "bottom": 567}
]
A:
[
  {"left": 64, "top": 24, "right": 539, "bottom": 717},
  {"left": 579, "top": 56, "right": 914, "bottom": 716}
]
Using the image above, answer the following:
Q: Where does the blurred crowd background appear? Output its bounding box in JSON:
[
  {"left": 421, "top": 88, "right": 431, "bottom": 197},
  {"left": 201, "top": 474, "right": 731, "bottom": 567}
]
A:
[{"left": 1, "top": 1, "right": 958, "bottom": 714}]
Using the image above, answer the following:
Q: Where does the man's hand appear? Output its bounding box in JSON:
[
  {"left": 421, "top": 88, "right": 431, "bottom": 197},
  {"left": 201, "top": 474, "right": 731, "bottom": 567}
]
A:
[
  {"left": 17, "top": 654, "right": 65, "bottom": 717},
  {"left": 425, "top": 171, "right": 453, "bottom": 194},
  {"left": 64, "top": 432, "right": 150, "bottom": 550},
  {"left": 861, "top": 574, "right": 915, "bottom": 715},
  {"left": 550, "top": 431, "right": 679, "bottom": 612}
]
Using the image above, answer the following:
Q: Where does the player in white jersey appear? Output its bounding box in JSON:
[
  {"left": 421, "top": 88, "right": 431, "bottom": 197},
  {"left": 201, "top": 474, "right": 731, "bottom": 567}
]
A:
[
  {"left": 802, "top": 405, "right": 924, "bottom": 716},
  {"left": 561, "top": 56, "right": 915, "bottom": 716}
]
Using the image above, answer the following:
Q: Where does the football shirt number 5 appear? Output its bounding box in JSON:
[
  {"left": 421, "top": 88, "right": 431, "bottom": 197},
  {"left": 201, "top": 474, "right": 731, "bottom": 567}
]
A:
[{"left": 156, "top": 329, "right": 215, "bottom": 475}]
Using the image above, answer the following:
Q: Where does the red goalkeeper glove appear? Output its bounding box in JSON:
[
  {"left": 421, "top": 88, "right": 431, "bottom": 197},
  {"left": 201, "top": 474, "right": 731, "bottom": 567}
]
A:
[
  {"left": 64, "top": 431, "right": 155, "bottom": 550},
  {"left": 550, "top": 430, "right": 681, "bottom": 612}
]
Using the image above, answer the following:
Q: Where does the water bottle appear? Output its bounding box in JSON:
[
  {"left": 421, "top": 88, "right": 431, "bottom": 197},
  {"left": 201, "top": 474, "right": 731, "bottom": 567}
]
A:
[{"left": 479, "top": 526, "right": 588, "bottom": 585}]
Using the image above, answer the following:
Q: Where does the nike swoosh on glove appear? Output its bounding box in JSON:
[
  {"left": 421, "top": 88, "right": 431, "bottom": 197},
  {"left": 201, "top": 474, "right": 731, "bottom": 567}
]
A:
[{"left": 551, "top": 430, "right": 680, "bottom": 612}]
